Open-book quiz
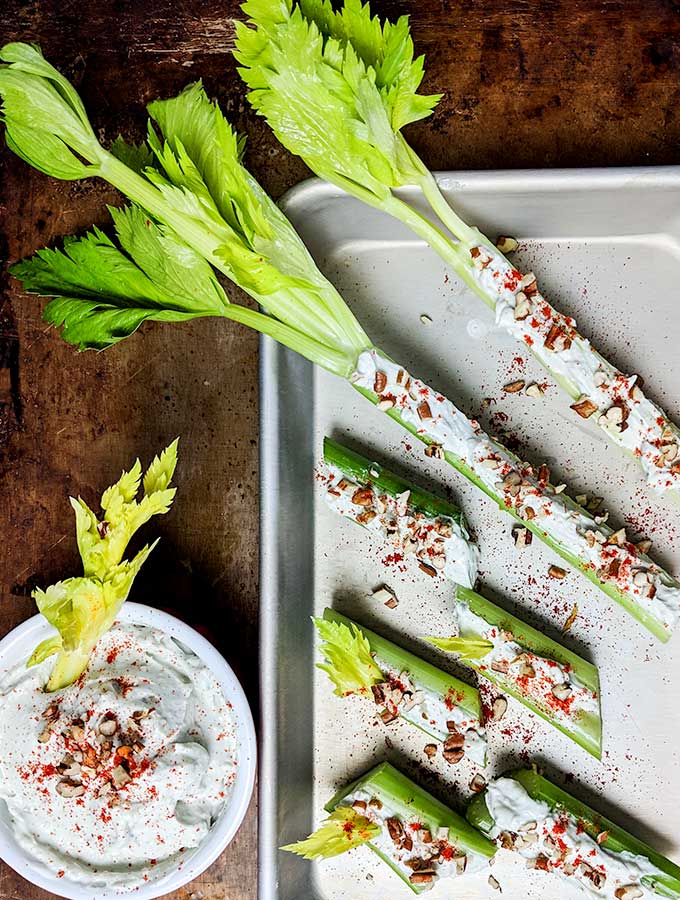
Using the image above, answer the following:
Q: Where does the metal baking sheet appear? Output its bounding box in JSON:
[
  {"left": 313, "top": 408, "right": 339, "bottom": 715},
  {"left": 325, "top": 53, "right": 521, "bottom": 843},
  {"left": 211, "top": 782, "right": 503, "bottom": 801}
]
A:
[{"left": 260, "top": 168, "right": 680, "bottom": 900}]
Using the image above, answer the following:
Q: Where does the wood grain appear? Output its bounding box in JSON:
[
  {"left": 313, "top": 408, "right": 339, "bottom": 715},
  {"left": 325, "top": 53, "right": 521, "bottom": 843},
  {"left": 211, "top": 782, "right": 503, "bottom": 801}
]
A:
[{"left": 1, "top": 0, "right": 680, "bottom": 897}]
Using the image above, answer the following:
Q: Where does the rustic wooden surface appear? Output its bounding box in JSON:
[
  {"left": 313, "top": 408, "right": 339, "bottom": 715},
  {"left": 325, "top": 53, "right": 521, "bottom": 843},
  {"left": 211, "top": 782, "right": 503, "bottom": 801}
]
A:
[{"left": 1, "top": 0, "right": 680, "bottom": 897}]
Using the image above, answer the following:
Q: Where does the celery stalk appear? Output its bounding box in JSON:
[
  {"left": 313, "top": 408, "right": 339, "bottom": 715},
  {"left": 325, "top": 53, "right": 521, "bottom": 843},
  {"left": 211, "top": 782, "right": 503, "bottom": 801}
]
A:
[
  {"left": 431, "top": 586, "right": 602, "bottom": 759},
  {"left": 467, "top": 769, "right": 680, "bottom": 899},
  {"left": 323, "top": 436, "right": 468, "bottom": 529},
  {"left": 326, "top": 761, "right": 495, "bottom": 894},
  {"left": 320, "top": 608, "right": 483, "bottom": 748}
]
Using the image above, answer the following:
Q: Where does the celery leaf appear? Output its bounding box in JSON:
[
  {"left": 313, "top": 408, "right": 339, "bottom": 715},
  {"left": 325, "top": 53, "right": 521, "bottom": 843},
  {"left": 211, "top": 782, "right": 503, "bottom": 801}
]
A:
[
  {"left": 281, "top": 806, "right": 381, "bottom": 859},
  {"left": 314, "top": 617, "right": 384, "bottom": 696},
  {"left": 425, "top": 635, "right": 494, "bottom": 660}
]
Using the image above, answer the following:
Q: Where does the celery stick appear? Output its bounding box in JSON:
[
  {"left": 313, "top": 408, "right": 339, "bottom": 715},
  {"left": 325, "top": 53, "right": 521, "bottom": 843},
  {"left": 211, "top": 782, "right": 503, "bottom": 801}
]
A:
[
  {"left": 467, "top": 770, "right": 680, "bottom": 899},
  {"left": 319, "top": 609, "right": 485, "bottom": 763},
  {"left": 325, "top": 761, "right": 495, "bottom": 894},
  {"left": 428, "top": 586, "right": 602, "bottom": 759}
]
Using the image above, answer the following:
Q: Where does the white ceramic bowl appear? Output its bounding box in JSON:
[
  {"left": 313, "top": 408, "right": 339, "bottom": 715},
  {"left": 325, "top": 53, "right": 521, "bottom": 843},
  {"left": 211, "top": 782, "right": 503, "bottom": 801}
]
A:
[{"left": 0, "top": 602, "right": 257, "bottom": 900}]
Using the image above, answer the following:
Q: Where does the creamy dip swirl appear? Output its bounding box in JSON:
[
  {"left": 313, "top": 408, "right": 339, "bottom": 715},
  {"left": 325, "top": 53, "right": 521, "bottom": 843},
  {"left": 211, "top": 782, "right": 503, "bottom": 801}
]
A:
[{"left": 0, "top": 622, "right": 237, "bottom": 892}]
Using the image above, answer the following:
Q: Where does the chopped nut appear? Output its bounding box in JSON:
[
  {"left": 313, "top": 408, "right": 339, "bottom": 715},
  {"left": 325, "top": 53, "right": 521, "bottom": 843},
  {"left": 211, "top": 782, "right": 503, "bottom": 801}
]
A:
[
  {"left": 517, "top": 658, "right": 536, "bottom": 678},
  {"left": 527, "top": 854, "right": 551, "bottom": 871},
  {"left": 98, "top": 717, "right": 118, "bottom": 737},
  {"left": 554, "top": 483, "right": 566, "bottom": 494},
  {"left": 504, "top": 380, "right": 525, "bottom": 393},
  {"left": 417, "top": 400, "right": 432, "bottom": 420},
  {"left": 495, "top": 235, "right": 518, "bottom": 253},
  {"left": 551, "top": 683, "right": 572, "bottom": 701},
  {"left": 380, "top": 708, "right": 398, "bottom": 725},
  {"left": 377, "top": 398, "right": 395, "bottom": 412},
  {"left": 470, "top": 773, "right": 487, "bottom": 793},
  {"left": 580, "top": 863, "right": 606, "bottom": 889},
  {"left": 418, "top": 561, "right": 437, "bottom": 577},
  {"left": 501, "top": 471, "right": 522, "bottom": 497},
  {"left": 575, "top": 493, "right": 588, "bottom": 506},
  {"left": 599, "top": 402, "right": 629, "bottom": 431},
  {"left": 607, "top": 527, "right": 627, "bottom": 546},
  {"left": 525, "top": 383, "right": 544, "bottom": 398},
  {"left": 356, "top": 510, "right": 376, "bottom": 525},
  {"left": 615, "top": 887, "right": 643, "bottom": 900},
  {"left": 56, "top": 780, "right": 85, "bottom": 799},
  {"left": 596, "top": 830, "right": 609, "bottom": 844},
  {"left": 442, "top": 747, "right": 465, "bottom": 765},
  {"left": 424, "top": 743, "right": 438, "bottom": 758},
  {"left": 434, "top": 518, "right": 453, "bottom": 537},
  {"left": 635, "top": 538, "right": 652, "bottom": 555},
  {"left": 373, "top": 371, "right": 387, "bottom": 393},
  {"left": 587, "top": 495, "right": 603, "bottom": 512},
  {"left": 386, "top": 816, "right": 405, "bottom": 845},
  {"left": 544, "top": 323, "right": 572, "bottom": 352},
  {"left": 42, "top": 704, "right": 59, "bottom": 720},
  {"left": 491, "top": 659, "right": 509, "bottom": 674},
  {"left": 69, "top": 723, "right": 86, "bottom": 744},
  {"left": 633, "top": 570, "right": 650, "bottom": 588},
  {"left": 491, "top": 696, "right": 508, "bottom": 722},
  {"left": 562, "top": 603, "right": 578, "bottom": 634},
  {"left": 520, "top": 272, "right": 538, "bottom": 295},
  {"left": 372, "top": 585, "right": 397, "bottom": 607},
  {"left": 523, "top": 506, "right": 536, "bottom": 520},
  {"left": 351, "top": 487, "right": 373, "bottom": 507},
  {"left": 409, "top": 872, "right": 436, "bottom": 885},
  {"left": 512, "top": 526, "right": 532, "bottom": 547},
  {"left": 514, "top": 292, "right": 532, "bottom": 320},
  {"left": 419, "top": 314, "right": 433, "bottom": 326},
  {"left": 548, "top": 565, "right": 567, "bottom": 580},
  {"left": 443, "top": 731, "right": 465, "bottom": 751},
  {"left": 112, "top": 764, "right": 132, "bottom": 789},
  {"left": 352, "top": 799, "right": 367, "bottom": 811},
  {"left": 488, "top": 874, "right": 502, "bottom": 892},
  {"left": 425, "top": 442, "right": 444, "bottom": 460},
  {"left": 571, "top": 397, "right": 598, "bottom": 419},
  {"left": 369, "top": 797, "right": 383, "bottom": 809}
]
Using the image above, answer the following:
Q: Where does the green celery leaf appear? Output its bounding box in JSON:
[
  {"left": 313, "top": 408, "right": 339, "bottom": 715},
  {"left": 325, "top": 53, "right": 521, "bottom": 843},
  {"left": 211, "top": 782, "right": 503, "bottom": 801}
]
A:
[
  {"left": 281, "top": 806, "right": 381, "bottom": 859},
  {"left": 425, "top": 635, "right": 494, "bottom": 660},
  {"left": 314, "top": 616, "right": 384, "bottom": 696},
  {"left": 109, "top": 135, "right": 155, "bottom": 173},
  {"left": 33, "top": 545, "right": 155, "bottom": 692},
  {"left": 11, "top": 206, "right": 228, "bottom": 349},
  {"left": 0, "top": 43, "right": 103, "bottom": 177},
  {"left": 235, "top": 0, "right": 437, "bottom": 204},
  {"left": 72, "top": 439, "right": 178, "bottom": 579}
]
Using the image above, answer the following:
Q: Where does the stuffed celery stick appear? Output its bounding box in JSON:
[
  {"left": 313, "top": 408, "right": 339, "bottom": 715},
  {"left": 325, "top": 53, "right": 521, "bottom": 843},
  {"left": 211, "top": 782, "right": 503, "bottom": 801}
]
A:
[
  {"left": 318, "top": 443, "right": 602, "bottom": 756},
  {"left": 321, "top": 437, "right": 478, "bottom": 586},
  {"left": 235, "top": 0, "right": 680, "bottom": 500},
  {"left": 427, "top": 586, "right": 602, "bottom": 759},
  {"left": 283, "top": 760, "right": 495, "bottom": 893},
  {"left": 316, "top": 609, "right": 486, "bottom": 765},
  {"left": 2, "top": 46, "right": 680, "bottom": 642},
  {"left": 467, "top": 769, "right": 680, "bottom": 900}
]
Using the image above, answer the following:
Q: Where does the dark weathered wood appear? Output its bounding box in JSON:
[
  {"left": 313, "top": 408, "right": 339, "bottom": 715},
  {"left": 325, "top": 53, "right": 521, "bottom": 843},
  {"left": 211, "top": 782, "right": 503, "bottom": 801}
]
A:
[{"left": 1, "top": 0, "right": 680, "bottom": 897}]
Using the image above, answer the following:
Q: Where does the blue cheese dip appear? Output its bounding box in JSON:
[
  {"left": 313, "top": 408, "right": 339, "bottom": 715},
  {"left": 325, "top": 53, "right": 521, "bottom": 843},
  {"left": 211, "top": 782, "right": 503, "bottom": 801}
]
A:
[{"left": 0, "top": 622, "right": 238, "bottom": 892}]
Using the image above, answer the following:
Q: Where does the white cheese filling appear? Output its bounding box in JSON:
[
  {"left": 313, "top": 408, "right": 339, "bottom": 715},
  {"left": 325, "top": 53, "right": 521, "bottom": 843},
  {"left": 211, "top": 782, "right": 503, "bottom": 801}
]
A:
[
  {"left": 351, "top": 349, "right": 680, "bottom": 632},
  {"left": 455, "top": 602, "right": 599, "bottom": 727},
  {"left": 374, "top": 656, "right": 487, "bottom": 766},
  {"left": 470, "top": 243, "right": 680, "bottom": 495},
  {"left": 486, "top": 777, "right": 664, "bottom": 899},
  {"left": 0, "top": 623, "right": 238, "bottom": 892},
  {"left": 342, "top": 787, "right": 489, "bottom": 888},
  {"left": 320, "top": 462, "right": 478, "bottom": 588}
]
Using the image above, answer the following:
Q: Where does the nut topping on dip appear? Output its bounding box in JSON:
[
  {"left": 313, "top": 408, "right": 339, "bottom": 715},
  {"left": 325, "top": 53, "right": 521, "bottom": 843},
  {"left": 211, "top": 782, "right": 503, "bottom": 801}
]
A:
[{"left": 0, "top": 622, "right": 237, "bottom": 892}]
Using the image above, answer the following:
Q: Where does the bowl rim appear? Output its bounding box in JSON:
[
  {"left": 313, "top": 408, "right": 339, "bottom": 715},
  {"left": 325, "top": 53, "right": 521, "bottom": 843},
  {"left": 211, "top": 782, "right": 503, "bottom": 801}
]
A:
[{"left": 0, "top": 602, "right": 257, "bottom": 900}]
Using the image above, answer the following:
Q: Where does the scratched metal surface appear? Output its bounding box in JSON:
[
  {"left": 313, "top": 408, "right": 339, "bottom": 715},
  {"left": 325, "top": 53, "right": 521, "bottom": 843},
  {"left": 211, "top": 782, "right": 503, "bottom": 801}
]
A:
[{"left": 261, "top": 169, "right": 680, "bottom": 899}]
